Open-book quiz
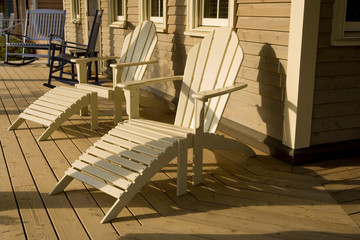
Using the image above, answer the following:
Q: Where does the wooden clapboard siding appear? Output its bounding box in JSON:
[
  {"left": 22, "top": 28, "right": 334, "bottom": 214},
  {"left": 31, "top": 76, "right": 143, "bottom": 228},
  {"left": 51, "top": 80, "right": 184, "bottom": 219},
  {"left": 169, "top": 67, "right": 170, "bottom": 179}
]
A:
[
  {"left": 37, "top": 0, "right": 63, "bottom": 10},
  {"left": 311, "top": 0, "right": 360, "bottom": 145},
  {"left": 61, "top": 0, "right": 290, "bottom": 142},
  {"left": 63, "top": 0, "right": 86, "bottom": 45},
  {"left": 222, "top": 1, "right": 290, "bottom": 141}
]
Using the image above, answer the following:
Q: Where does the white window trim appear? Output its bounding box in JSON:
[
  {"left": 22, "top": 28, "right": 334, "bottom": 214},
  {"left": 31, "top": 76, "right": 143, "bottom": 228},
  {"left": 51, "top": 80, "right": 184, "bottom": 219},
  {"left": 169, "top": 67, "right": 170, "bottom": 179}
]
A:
[
  {"left": 186, "top": 0, "right": 235, "bottom": 37},
  {"left": 139, "top": 0, "right": 167, "bottom": 32},
  {"left": 71, "top": 0, "right": 81, "bottom": 23},
  {"left": 108, "top": 0, "right": 126, "bottom": 28},
  {"left": 331, "top": 0, "right": 360, "bottom": 46}
]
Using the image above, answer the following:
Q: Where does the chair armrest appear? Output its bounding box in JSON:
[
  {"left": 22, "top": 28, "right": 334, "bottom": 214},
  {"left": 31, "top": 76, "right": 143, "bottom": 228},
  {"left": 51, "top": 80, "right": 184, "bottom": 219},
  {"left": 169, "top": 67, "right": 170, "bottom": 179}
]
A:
[
  {"left": 110, "top": 60, "right": 158, "bottom": 69},
  {"left": 192, "top": 82, "right": 247, "bottom": 102},
  {"left": 71, "top": 56, "right": 120, "bottom": 63},
  {"left": 117, "top": 76, "right": 183, "bottom": 89},
  {"left": 50, "top": 43, "right": 87, "bottom": 51}
]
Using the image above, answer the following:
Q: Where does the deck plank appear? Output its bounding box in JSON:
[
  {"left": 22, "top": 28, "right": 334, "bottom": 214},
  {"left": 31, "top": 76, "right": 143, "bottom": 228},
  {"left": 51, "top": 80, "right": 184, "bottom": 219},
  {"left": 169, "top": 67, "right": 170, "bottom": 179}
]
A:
[
  {"left": 0, "top": 112, "right": 26, "bottom": 240},
  {"left": 0, "top": 70, "right": 58, "bottom": 240},
  {"left": 1, "top": 61, "right": 359, "bottom": 239}
]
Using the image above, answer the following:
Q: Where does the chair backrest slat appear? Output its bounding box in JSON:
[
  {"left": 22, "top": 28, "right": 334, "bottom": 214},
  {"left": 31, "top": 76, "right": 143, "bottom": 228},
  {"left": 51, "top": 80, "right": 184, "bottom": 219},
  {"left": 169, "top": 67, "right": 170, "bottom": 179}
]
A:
[
  {"left": 24, "top": 9, "right": 65, "bottom": 41},
  {"left": 118, "top": 21, "right": 157, "bottom": 84},
  {"left": 175, "top": 28, "right": 244, "bottom": 133},
  {"left": 86, "top": 10, "right": 103, "bottom": 57}
]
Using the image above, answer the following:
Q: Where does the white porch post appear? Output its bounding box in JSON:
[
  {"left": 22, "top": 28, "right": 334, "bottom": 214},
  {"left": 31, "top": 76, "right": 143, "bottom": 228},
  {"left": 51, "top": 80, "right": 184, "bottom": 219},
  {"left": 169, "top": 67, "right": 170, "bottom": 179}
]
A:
[{"left": 282, "top": 0, "right": 321, "bottom": 149}]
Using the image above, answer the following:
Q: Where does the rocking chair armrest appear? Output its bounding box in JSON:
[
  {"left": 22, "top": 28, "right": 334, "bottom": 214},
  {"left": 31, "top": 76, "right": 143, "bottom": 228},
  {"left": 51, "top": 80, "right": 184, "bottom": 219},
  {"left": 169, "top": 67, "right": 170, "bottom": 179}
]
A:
[
  {"left": 71, "top": 56, "right": 120, "bottom": 63},
  {"left": 110, "top": 60, "right": 158, "bottom": 69},
  {"left": 4, "top": 32, "right": 29, "bottom": 41},
  {"left": 50, "top": 42, "right": 87, "bottom": 51},
  {"left": 192, "top": 82, "right": 248, "bottom": 102},
  {"left": 117, "top": 76, "right": 183, "bottom": 89}
]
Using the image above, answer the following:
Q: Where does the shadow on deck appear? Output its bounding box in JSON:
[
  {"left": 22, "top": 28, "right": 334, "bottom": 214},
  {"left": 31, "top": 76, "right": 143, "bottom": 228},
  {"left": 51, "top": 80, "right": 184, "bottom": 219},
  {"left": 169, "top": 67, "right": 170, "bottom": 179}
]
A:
[{"left": 0, "top": 62, "right": 359, "bottom": 240}]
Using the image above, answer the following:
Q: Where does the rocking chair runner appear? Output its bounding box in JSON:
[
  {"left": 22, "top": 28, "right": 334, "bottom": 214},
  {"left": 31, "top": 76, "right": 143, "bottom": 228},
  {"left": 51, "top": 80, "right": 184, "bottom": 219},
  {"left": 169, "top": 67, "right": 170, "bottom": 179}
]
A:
[
  {"left": 45, "top": 9, "right": 103, "bottom": 88},
  {"left": 50, "top": 27, "right": 256, "bottom": 223}
]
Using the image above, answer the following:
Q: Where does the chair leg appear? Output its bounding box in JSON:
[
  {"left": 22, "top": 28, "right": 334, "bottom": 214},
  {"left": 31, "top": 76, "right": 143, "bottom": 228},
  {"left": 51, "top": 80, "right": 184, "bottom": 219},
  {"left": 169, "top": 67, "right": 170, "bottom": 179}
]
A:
[
  {"left": 177, "top": 140, "right": 188, "bottom": 196},
  {"left": 95, "top": 60, "right": 99, "bottom": 82},
  {"left": 87, "top": 62, "right": 92, "bottom": 81},
  {"left": 114, "top": 88, "right": 123, "bottom": 124},
  {"left": 49, "top": 174, "right": 74, "bottom": 195},
  {"left": 59, "top": 61, "right": 64, "bottom": 79},
  {"left": 44, "top": 56, "right": 56, "bottom": 88},
  {"left": 21, "top": 47, "right": 25, "bottom": 64},
  {"left": 192, "top": 136, "right": 203, "bottom": 186},
  {"left": 5, "top": 45, "right": 8, "bottom": 63},
  {"left": 71, "top": 63, "right": 75, "bottom": 80}
]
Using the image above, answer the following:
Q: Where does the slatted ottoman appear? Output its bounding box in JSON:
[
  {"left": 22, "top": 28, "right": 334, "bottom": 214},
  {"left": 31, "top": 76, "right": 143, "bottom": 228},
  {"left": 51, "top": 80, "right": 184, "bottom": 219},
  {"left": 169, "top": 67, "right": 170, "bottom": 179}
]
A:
[{"left": 8, "top": 86, "right": 98, "bottom": 141}]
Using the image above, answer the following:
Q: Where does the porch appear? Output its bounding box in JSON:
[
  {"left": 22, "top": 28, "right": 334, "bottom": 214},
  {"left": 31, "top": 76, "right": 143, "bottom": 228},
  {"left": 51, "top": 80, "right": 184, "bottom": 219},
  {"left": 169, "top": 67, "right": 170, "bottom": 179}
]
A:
[{"left": 0, "top": 62, "right": 359, "bottom": 239}]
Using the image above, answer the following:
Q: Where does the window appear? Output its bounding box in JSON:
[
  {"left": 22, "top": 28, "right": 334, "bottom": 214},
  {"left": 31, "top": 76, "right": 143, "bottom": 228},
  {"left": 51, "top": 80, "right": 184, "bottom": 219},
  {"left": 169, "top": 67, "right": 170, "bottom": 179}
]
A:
[
  {"left": 186, "top": 0, "right": 235, "bottom": 36},
  {"left": 202, "top": 0, "right": 229, "bottom": 27},
  {"left": 139, "top": 0, "right": 167, "bottom": 31},
  {"left": 71, "top": 0, "right": 81, "bottom": 23},
  {"left": 109, "top": 0, "right": 126, "bottom": 27},
  {"left": 332, "top": 0, "right": 360, "bottom": 45}
]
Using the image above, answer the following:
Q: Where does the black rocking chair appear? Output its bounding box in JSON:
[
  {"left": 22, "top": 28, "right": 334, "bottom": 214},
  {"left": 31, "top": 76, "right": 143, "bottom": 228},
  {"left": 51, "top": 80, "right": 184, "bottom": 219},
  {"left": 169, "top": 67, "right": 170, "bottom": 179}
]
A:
[{"left": 44, "top": 9, "right": 103, "bottom": 88}]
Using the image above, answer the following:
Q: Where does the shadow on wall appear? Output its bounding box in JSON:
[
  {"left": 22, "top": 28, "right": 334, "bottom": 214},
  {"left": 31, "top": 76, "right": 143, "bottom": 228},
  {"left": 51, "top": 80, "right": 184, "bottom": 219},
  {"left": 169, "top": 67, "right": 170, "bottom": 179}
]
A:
[{"left": 255, "top": 43, "right": 286, "bottom": 156}]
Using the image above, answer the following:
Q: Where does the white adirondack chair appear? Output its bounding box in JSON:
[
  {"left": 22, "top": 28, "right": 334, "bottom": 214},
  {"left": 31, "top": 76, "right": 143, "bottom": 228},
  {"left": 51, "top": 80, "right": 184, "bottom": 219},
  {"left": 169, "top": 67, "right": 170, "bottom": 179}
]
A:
[
  {"left": 8, "top": 21, "right": 157, "bottom": 141},
  {"left": 50, "top": 27, "right": 256, "bottom": 223},
  {"left": 73, "top": 20, "right": 158, "bottom": 124}
]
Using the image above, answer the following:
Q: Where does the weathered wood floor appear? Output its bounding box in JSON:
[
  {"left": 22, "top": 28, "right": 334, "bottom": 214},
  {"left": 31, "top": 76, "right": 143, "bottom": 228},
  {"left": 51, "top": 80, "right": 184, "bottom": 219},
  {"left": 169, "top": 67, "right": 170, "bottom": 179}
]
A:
[{"left": 0, "top": 62, "right": 359, "bottom": 240}]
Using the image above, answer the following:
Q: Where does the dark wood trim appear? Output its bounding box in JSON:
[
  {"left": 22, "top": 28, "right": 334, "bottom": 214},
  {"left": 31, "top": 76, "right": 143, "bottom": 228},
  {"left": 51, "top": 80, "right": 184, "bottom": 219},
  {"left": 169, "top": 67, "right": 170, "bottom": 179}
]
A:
[{"left": 219, "top": 118, "right": 360, "bottom": 166}]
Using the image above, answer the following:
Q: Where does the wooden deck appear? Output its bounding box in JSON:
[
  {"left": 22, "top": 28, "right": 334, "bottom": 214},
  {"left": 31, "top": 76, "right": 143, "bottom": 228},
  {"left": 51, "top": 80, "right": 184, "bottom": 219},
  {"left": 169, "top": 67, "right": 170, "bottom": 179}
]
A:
[{"left": 0, "top": 62, "right": 359, "bottom": 240}]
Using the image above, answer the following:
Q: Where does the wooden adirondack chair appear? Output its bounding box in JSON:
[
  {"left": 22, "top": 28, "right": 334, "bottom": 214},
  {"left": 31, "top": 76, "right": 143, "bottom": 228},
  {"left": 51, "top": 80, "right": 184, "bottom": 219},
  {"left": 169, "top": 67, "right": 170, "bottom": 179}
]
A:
[
  {"left": 72, "top": 20, "right": 158, "bottom": 123},
  {"left": 8, "top": 21, "right": 157, "bottom": 141},
  {"left": 50, "top": 27, "right": 256, "bottom": 223}
]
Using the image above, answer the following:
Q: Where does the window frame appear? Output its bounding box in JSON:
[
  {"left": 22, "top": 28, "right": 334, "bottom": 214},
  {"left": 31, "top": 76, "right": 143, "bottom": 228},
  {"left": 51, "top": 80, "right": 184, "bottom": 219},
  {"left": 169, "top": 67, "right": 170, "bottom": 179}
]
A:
[
  {"left": 186, "top": 0, "right": 235, "bottom": 37},
  {"left": 71, "top": 0, "right": 81, "bottom": 23},
  {"left": 331, "top": 0, "right": 360, "bottom": 46},
  {"left": 139, "top": 0, "right": 167, "bottom": 32},
  {"left": 108, "top": 0, "right": 126, "bottom": 28}
]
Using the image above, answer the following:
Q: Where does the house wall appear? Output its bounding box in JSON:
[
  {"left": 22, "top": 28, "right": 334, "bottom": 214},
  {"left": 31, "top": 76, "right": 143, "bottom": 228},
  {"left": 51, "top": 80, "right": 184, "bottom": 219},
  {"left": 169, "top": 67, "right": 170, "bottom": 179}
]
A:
[
  {"left": 63, "top": 0, "right": 86, "bottom": 44},
  {"left": 311, "top": 0, "right": 360, "bottom": 145},
  {"left": 37, "top": 0, "right": 63, "bottom": 10},
  {"left": 223, "top": 0, "right": 290, "bottom": 141},
  {"left": 63, "top": 0, "right": 291, "bottom": 141}
]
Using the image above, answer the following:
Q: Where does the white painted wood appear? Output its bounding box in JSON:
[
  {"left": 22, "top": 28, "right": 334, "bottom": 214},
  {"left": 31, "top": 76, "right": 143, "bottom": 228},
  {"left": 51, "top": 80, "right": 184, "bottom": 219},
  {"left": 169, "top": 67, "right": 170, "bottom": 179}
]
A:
[
  {"left": 65, "top": 168, "right": 124, "bottom": 198},
  {"left": 86, "top": 147, "right": 146, "bottom": 172},
  {"left": 33, "top": 100, "right": 68, "bottom": 112},
  {"left": 29, "top": 104, "right": 63, "bottom": 116},
  {"left": 283, "top": 0, "right": 320, "bottom": 149},
  {"left": 52, "top": 28, "right": 256, "bottom": 224},
  {"left": 108, "top": 128, "right": 169, "bottom": 151},
  {"left": 74, "top": 21, "right": 158, "bottom": 124},
  {"left": 18, "top": 113, "right": 53, "bottom": 126},
  {"left": 9, "top": 87, "right": 98, "bottom": 141},
  {"left": 177, "top": 140, "right": 188, "bottom": 196},
  {"left": 102, "top": 134, "right": 162, "bottom": 157},
  {"left": 79, "top": 153, "right": 139, "bottom": 181},
  {"left": 71, "top": 160, "right": 131, "bottom": 190},
  {"left": 23, "top": 108, "right": 58, "bottom": 121},
  {"left": 94, "top": 141, "right": 154, "bottom": 165}
]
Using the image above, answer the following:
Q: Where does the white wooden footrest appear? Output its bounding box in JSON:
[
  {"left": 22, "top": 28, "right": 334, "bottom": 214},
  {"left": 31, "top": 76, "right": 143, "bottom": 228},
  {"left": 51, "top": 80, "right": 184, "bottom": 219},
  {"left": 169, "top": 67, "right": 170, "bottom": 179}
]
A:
[
  {"left": 8, "top": 86, "right": 98, "bottom": 141},
  {"left": 50, "top": 119, "right": 194, "bottom": 223}
]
